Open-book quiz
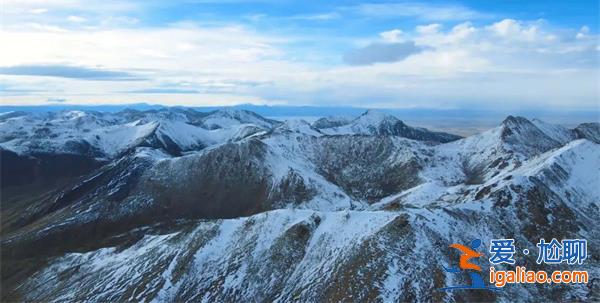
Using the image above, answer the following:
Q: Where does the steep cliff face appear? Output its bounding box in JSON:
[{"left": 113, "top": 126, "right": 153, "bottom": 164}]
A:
[{"left": 1, "top": 109, "right": 598, "bottom": 302}]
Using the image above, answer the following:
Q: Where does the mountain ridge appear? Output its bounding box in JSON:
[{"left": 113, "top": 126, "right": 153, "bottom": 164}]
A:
[{"left": 1, "top": 108, "right": 598, "bottom": 302}]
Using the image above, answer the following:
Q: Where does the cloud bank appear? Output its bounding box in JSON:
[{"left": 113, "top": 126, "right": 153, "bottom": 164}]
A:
[
  {"left": 344, "top": 41, "right": 426, "bottom": 65},
  {"left": 0, "top": 0, "right": 597, "bottom": 111},
  {"left": 0, "top": 64, "right": 144, "bottom": 81}
]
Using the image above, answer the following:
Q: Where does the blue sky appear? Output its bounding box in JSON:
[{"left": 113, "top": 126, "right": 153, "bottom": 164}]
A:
[{"left": 0, "top": 0, "right": 598, "bottom": 111}]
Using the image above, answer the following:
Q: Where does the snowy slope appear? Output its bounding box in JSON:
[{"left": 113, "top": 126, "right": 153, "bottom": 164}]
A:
[
  {"left": 274, "top": 119, "right": 323, "bottom": 137},
  {"left": 312, "top": 115, "right": 353, "bottom": 129},
  {"left": 199, "top": 108, "right": 280, "bottom": 130},
  {"left": 319, "top": 110, "right": 461, "bottom": 143},
  {"left": 531, "top": 118, "right": 576, "bottom": 145},
  {"left": 1, "top": 109, "right": 599, "bottom": 302},
  {"left": 373, "top": 117, "right": 599, "bottom": 211},
  {"left": 18, "top": 198, "right": 599, "bottom": 302},
  {"left": 574, "top": 122, "right": 600, "bottom": 143},
  {"left": 0, "top": 109, "right": 276, "bottom": 158}
]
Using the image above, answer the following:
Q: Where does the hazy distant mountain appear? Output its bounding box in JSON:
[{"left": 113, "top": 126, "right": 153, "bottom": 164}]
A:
[
  {"left": 1, "top": 108, "right": 598, "bottom": 302},
  {"left": 315, "top": 109, "right": 462, "bottom": 142},
  {"left": 1, "top": 103, "right": 597, "bottom": 131}
]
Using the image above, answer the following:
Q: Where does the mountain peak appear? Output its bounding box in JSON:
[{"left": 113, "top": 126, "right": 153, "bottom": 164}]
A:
[
  {"left": 201, "top": 108, "right": 279, "bottom": 130},
  {"left": 502, "top": 115, "right": 531, "bottom": 127},
  {"left": 531, "top": 118, "right": 577, "bottom": 145},
  {"left": 358, "top": 109, "right": 398, "bottom": 122},
  {"left": 211, "top": 107, "right": 246, "bottom": 116},
  {"left": 3, "top": 107, "right": 597, "bottom": 302},
  {"left": 315, "top": 109, "right": 460, "bottom": 142},
  {"left": 499, "top": 115, "right": 562, "bottom": 154},
  {"left": 354, "top": 110, "right": 402, "bottom": 130},
  {"left": 574, "top": 122, "right": 600, "bottom": 144},
  {"left": 276, "top": 119, "right": 322, "bottom": 136},
  {"left": 312, "top": 116, "right": 353, "bottom": 129},
  {"left": 500, "top": 115, "right": 538, "bottom": 135}
]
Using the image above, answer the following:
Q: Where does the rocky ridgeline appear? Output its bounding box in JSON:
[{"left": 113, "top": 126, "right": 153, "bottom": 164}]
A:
[{"left": 1, "top": 108, "right": 598, "bottom": 302}]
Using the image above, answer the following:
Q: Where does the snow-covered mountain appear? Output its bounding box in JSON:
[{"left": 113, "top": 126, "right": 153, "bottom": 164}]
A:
[
  {"left": 316, "top": 109, "right": 462, "bottom": 143},
  {"left": 199, "top": 108, "right": 279, "bottom": 130},
  {"left": 0, "top": 108, "right": 277, "bottom": 158},
  {"left": 1, "top": 108, "right": 598, "bottom": 302}
]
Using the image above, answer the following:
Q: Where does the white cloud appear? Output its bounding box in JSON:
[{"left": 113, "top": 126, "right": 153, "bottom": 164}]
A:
[
  {"left": 24, "top": 22, "right": 68, "bottom": 32},
  {"left": 487, "top": 19, "right": 541, "bottom": 41},
  {"left": 416, "top": 23, "right": 441, "bottom": 35},
  {"left": 67, "top": 15, "right": 86, "bottom": 23},
  {"left": 29, "top": 8, "right": 48, "bottom": 14},
  {"left": 576, "top": 26, "right": 590, "bottom": 40},
  {"left": 289, "top": 12, "right": 340, "bottom": 21},
  {"left": 379, "top": 29, "right": 403, "bottom": 43},
  {"left": 354, "top": 3, "right": 490, "bottom": 21},
  {"left": 0, "top": 24, "right": 285, "bottom": 69},
  {"left": 448, "top": 22, "right": 476, "bottom": 41},
  {"left": 100, "top": 16, "right": 139, "bottom": 27},
  {"left": 0, "top": 8, "right": 597, "bottom": 111},
  {"left": 343, "top": 41, "right": 426, "bottom": 65},
  {"left": 2, "top": 0, "right": 138, "bottom": 13},
  {"left": 0, "top": 22, "right": 305, "bottom": 105}
]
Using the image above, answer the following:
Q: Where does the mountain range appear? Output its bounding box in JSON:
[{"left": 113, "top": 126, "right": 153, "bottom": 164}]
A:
[{"left": 1, "top": 107, "right": 598, "bottom": 302}]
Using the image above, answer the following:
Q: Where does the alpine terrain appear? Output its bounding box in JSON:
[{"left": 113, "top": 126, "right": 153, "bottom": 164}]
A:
[{"left": 0, "top": 108, "right": 598, "bottom": 302}]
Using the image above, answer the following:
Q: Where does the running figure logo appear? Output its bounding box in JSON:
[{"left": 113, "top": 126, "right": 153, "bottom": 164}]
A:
[{"left": 440, "top": 239, "right": 498, "bottom": 291}]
